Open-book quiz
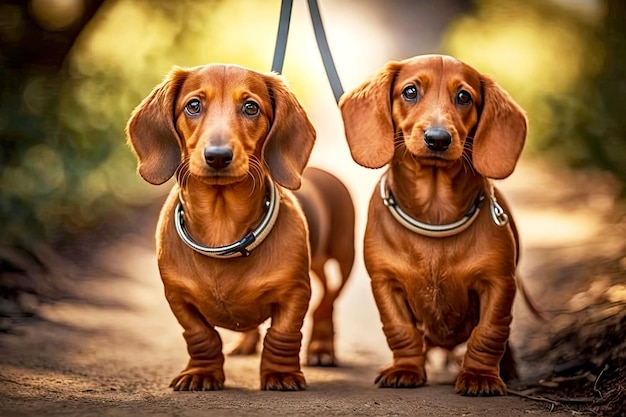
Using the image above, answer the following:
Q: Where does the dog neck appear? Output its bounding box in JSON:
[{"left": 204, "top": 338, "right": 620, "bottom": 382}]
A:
[
  {"left": 178, "top": 175, "right": 271, "bottom": 249},
  {"left": 388, "top": 154, "right": 484, "bottom": 226}
]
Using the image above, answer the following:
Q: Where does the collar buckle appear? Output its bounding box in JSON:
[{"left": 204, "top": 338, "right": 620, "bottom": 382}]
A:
[{"left": 488, "top": 184, "right": 509, "bottom": 227}]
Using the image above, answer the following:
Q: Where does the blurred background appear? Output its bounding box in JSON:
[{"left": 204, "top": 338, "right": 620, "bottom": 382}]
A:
[
  {"left": 1, "top": 0, "right": 624, "bottom": 255},
  {"left": 1, "top": 0, "right": 625, "bottom": 413}
]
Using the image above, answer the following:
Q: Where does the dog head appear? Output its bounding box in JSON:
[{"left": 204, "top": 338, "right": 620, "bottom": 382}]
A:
[
  {"left": 126, "top": 64, "right": 316, "bottom": 189},
  {"left": 339, "top": 54, "right": 527, "bottom": 179}
]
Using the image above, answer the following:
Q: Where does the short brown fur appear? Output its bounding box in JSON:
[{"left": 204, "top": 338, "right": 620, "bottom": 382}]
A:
[
  {"left": 126, "top": 64, "right": 353, "bottom": 390},
  {"left": 339, "top": 54, "right": 527, "bottom": 396}
]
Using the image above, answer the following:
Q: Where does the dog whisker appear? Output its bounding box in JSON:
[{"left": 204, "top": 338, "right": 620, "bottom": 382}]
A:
[
  {"left": 460, "top": 141, "right": 476, "bottom": 175},
  {"left": 461, "top": 153, "right": 476, "bottom": 175},
  {"left": 246, "top": 155, "right": 265, "bottom": 197},
  {"left": 176, "top": 158, "right": 192, "bottom": 188},
  {"left": 395, "top": 143, "right": 415, "bottom": 163}
]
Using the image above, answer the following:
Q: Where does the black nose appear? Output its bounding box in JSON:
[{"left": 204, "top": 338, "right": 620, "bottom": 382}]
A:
[
  {"left": 204, "top": 146, "right": 233, "bottom": 170},
  {"left": 424, "top": 128, "right": 452, "bottom": 152}
]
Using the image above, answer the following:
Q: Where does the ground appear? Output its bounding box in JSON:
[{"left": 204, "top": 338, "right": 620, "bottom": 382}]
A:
[{"left": 1, "top": 159, "right": 624, "bottom": 416}]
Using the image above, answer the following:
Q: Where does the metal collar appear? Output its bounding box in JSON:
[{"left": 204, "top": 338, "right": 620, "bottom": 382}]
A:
[
  {"left": 379, "top": 172, "right": 508, "bottom": 238},
  {"left": 175, "top": 179, "right": 281, "bottom": 258}
]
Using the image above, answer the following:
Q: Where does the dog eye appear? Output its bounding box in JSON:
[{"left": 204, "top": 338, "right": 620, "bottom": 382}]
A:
[
  {"left": 402, "top": 85, "right": 419, "bottom": 102},
  {"left": 184, "top": 99, "right": 202, "bottom": 116},
  {"left": 242, "top": 101, "right": 260, "bottom": 116},
  {"left": 456, "top": 90, "right": 473, "bottom": 106}
]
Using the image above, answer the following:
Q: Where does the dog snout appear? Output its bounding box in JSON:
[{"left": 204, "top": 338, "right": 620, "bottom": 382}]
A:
[
  {"left": 204, "top": 146, "right": 233, "bottom": 170},
  {"left": 424, "top": 128, "right": 452, "bottom": 152}
]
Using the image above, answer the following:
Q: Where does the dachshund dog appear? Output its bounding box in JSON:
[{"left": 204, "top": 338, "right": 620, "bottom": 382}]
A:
[
  {"left": 339, "top": 54, "right": 527, "bottom": 396},
  {"left": 295, "top": 167, "right": 355, "bottom": 366},
  {"left": 125, "top": 63, "right": 346, "bottom": 391}
]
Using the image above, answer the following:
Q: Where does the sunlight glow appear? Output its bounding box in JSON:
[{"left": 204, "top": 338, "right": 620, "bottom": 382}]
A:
[
  {"left": 28, "top": 0, "right": 84, "bottom": 31},
  {"left": 444, "top": 10, "right": 588, "bottom": 99}
]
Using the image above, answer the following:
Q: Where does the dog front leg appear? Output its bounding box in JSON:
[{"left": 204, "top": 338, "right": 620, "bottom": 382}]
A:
[
  {"left": 166, "top": 293, "right": 225, "bottom": 391},
  {"left": 455, "top": 276, "right": 515, "bottom": 396},
  {"left": 371, "top": 278, "right": 427, "bottom": 388},
  {"left": 260, "top": 284, "right": 309, "bottom": 391}
]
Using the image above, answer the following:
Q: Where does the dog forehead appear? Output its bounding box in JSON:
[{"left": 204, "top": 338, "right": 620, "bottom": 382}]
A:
[
  {"left": 396, "top": 55, "right": 481, "bottom": 90},
  {"left": 182, "top": 64, "right": 270, "bottom": 98}
]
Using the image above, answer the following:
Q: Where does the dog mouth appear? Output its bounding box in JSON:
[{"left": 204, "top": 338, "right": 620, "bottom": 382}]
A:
[
  {"left": 404, "top": 143, "right": 459, "bottom": 165},
  {"left": 417, "top": 154, "right": 457, "bottom": 167},
  {"left": 179, "top": 160, "right": 250, "bottom": 186},
  {"left": 194, "top": 170, "right": 249, "bottom": 185}
]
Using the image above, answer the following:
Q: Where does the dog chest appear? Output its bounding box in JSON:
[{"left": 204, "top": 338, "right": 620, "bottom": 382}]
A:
[
  {"left": 162, "top": 262, "right": 274, "bottom": 332},
  {"left": 199, "top": 281, "right": 273, "bottom": 332},
  {"left": 410, "top": 270, "right": 475, "bottom": 342}
]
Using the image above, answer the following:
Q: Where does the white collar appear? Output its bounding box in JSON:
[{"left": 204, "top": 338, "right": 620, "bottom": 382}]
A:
[
  {"left": 379, "top": 172, "right": 508, "bottom": 238},
  {"left": 175, "top": 179, "right": 280, "bottom": 258}
]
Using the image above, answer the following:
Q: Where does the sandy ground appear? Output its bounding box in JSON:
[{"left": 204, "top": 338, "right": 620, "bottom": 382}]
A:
[
  {"left": 1, "top": 157, "right": 613, "bottom": 416},
  {"left": 0, "top": 242, "right": 569, "bottom": 417}
]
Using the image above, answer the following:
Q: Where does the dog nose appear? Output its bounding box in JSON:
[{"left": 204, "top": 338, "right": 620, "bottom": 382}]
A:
[
  {"left": 204, "top": 146, "right": 233, "bottom": 170},
  {"left": 424, "top": 128, "right": 452, "bottom": 152}
]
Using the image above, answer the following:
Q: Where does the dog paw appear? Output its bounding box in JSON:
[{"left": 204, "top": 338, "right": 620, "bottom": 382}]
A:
[
  {"left": 170, "top": 371, "right": 225, "bottom": 391},
  {"left": 261, "top": 371, "right": 306, "bottom": 391},
  {"left": 455, "top": 370, "right": 506, "bottom": 396},
  {"left": 307, "top": 340, "right": 336, "bottom": 367},
  {"left": 375, "top": 365, "right": 426, "bottom": 388}
]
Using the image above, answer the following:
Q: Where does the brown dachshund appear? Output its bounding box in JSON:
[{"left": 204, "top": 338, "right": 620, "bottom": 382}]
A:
[
  {"left": 126, "top": 63, "right": 341, "bottom": 391},
  {"left": 339, "top": 54, "right": 527, "bottom": 396},
  {"left": 295, "top": 167, "right": 355, "bottom": 366}
]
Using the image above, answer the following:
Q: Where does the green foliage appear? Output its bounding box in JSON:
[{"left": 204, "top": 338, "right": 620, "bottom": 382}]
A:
[
  {"left": 541, "top": 0, "right": 626, "bottom": 187},
  {"left": 1, "top": 68, "right": 72, "bottom": 246},
  {"left": 0, "top": 0, "right": 290, "bottom": 248},
  {"left": 443, "top": 0, "right": 625, "bottom": 194}
]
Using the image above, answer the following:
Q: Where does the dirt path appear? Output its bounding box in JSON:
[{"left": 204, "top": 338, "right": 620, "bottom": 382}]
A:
[
  {"left": 2, "top": 158, "right": 612, "bottom": 416},
  {"left": 0, "top": 239, "right": 567, "bottom": 417}
]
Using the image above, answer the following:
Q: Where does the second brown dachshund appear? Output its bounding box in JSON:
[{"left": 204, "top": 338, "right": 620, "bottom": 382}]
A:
[{"left": 340, "top": 54, "right": 527, "bottom": 396}]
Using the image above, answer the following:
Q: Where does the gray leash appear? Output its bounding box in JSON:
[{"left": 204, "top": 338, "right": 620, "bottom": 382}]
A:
[
  {"left": 271, "top": 0, "right": 344, "bottom": 102},
  {"left": 271, "top": 0, "right": 293, "bottom": 74}
]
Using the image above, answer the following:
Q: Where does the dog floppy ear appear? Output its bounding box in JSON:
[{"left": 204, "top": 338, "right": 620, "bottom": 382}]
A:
[
  {"left": 339, "top": 61, "right": 401, "bottom": 168},
  {"left": 263, "top": 74, "right": 316, "bottom": 190},
  {"left": 472, "top": 75, "right": 527, "bottom": 179},
  {"left": 125, "top": 66, "right": 188, "bottom": 185}
]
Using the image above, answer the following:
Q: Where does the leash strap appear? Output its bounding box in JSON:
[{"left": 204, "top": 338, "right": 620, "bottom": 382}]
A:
[
  {"left": 307, "top": 0, "right": 344, "bottom": 102},
  {"left": 271, "top": 0, "right": 344, "bottom": 102},
  {"left": 271, "top": 0, "right": 293, "bottom": 74}
]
